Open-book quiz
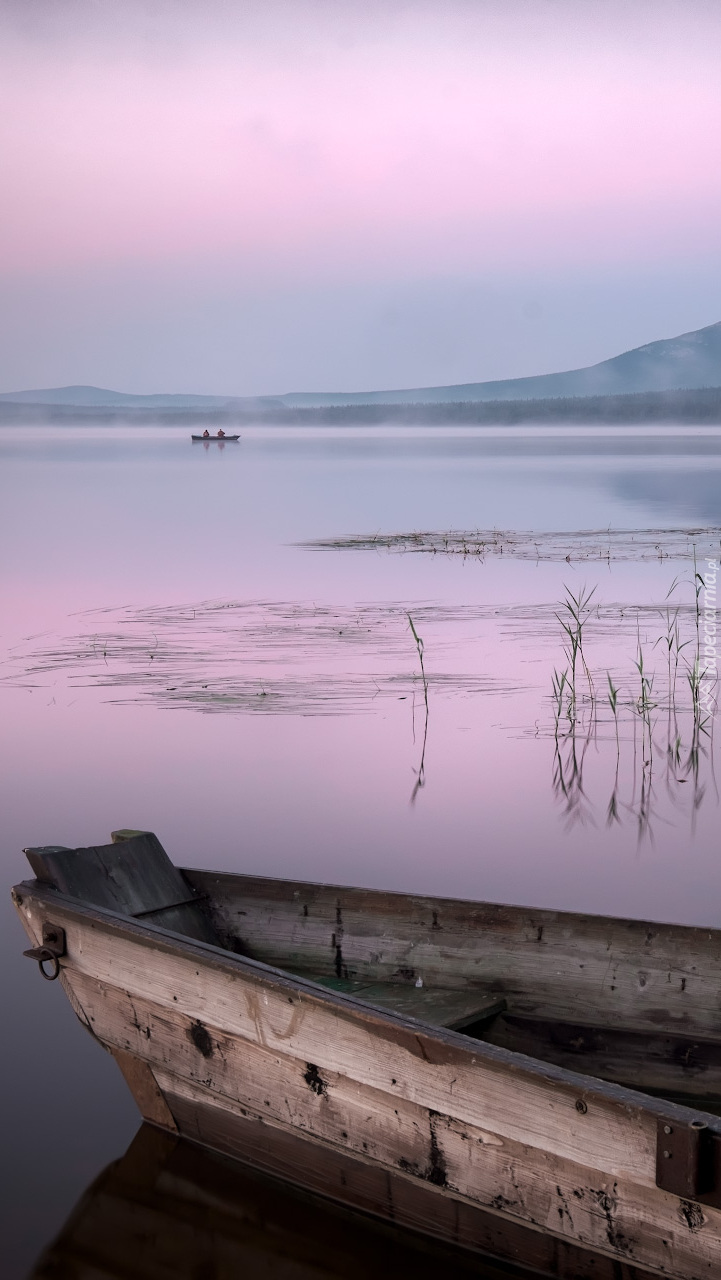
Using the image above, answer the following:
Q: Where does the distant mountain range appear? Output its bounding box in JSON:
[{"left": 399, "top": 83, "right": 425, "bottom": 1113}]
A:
[
  {"left": 0, "top": 386, "right": 278, "bottom": 410},
  {"left": 281, "top": 320, "right": 721, "bottom": 406},
  {"left": 1, "top": 319, "right": 720, "bottom": 409}
]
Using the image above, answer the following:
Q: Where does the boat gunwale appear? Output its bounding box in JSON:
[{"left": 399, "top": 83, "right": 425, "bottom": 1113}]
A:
[
  {"left": 183, "top": 866, "right": 721, "bottom": 943},
  {"left": 13, "top": 876, "right": 721, "bottom": 1135}
]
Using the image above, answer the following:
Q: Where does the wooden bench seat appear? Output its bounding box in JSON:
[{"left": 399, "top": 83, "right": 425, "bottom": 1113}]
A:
[{"left": 311, "top": 976, "right": 506, "bottom": 1031}]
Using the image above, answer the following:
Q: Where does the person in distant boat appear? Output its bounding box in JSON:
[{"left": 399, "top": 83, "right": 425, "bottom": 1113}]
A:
[
  {"left": 202, "top": 429, "right": 210, "bottom": 438},
  {"left": 217, "top": 428, "right": 226, "bottom": 438}
]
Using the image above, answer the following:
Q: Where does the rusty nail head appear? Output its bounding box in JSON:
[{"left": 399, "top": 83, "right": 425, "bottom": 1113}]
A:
[{"left": 575, "top": 1099, "right": 588, "bottom": 1114}]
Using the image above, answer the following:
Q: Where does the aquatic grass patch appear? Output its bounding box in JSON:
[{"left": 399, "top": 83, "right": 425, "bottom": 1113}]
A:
[
  {"left": 548, "top": 571, "right": 718, "bottom": 838},
  {"left": 4, "top": 594, "right": 714, "bottom": 718},
  {"left": 300, "top": 527, "right": 721, "bottom": 564}
]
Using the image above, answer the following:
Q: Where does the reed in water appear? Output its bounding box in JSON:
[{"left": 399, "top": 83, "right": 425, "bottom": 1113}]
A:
[{"left": 550, "top": 569, "right": 717, "bottom": 838}]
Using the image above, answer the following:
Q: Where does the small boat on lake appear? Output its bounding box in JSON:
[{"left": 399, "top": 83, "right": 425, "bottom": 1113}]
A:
[
  {"left": 14, "top": 830, "right": 721, "bottom": 1278},
  {"left": 191, "top": 433, "right": 240, "bottom": 442}
]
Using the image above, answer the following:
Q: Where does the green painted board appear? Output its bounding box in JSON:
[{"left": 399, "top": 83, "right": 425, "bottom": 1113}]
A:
[{"left": 311, "top": 977, "right": 506, "bottom": 1030}]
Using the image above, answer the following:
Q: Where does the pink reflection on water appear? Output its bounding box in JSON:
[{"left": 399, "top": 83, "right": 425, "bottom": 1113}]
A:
[
  {"left": 1, "top": 427, "right": 720, "bottom": 929},
  {"left": 2, "top": 581, "right": 718, "bottom": 924}
]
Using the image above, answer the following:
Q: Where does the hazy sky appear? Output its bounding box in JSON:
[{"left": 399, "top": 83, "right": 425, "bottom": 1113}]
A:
[{"left": 2, "top": 0, "right": 721, "bottom": 395}]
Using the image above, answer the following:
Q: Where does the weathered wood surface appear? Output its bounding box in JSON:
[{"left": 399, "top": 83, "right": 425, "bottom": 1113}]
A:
[
  {"left": 13, "top": 882, "right": 721, "bottom": 1278},
  {"left": 164, "top": 1090, "right": 665, "bottom": 1280},
  {"left": 82, "top": 968, "right": 721, "bottom": 1275},
  {"left": 31, "top": 1123, "right": 642, "bottom": 1280},
  {"left": 313, "top": 975, "right": 507, "bottom": 1029},
  {"left": 185, "top": 869, "right": 721, "bottom": 1033},
  {"left": 25, "top": 832, "right": 218, "bottom": 943},
  {"left": 185, "top": 870, "right": 721, "bottom": 1087},
  {"left": 109, "top": 1046, "right": 178, "bottom": 1131},
  {"left": 486, "top": 1013, "right": 721, "bottom": 1103},
  {"left": 14, "top": 885, "right": 666, "bottom": 1181}
]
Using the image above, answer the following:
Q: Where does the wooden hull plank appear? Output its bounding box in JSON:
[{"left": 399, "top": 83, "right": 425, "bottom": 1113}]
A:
[
  {"left": 109, "top": 1046, "right": 178, "bottom": 1131},
  {"left": 163, "top": 1083, "right": 688, "bottom": 1279},
  {"left": 486, "top": 1012, "right": 721, "bottom": 1102},
  {"left": 16, "top": 890, "right": 670, "bottom": 1183},
  {"left": 31, "top": 1122, "right": 657, "bottom": 1280},
  {"left": 61, "top": 967, "right": 719, "bottom": 1276},
  {"left": 187, "top": 870, "right": 721, "bottom": 1041}
]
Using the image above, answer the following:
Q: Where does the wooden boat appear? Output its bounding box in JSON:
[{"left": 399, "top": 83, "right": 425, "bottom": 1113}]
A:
[
  {"left": 13, "top": 829, "right": 721, "bottom": 1278},
  {"left": 191, "top": 433, "right": 240, "bottom": 442}
]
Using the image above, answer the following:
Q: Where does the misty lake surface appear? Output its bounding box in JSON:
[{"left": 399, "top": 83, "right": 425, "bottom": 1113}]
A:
[{"left": 2, "top": 423, "right": 721, "bottom": 1275}]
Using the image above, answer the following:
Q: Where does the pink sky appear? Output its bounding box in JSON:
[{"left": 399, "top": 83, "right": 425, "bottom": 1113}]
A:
[{"left": 1, "top": 1, "right": 721, "bottom": 392}]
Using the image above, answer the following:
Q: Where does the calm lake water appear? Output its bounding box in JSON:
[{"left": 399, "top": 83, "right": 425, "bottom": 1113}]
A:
[{"left": 2, "top": 423, "right": 721, "bottom": 1275}]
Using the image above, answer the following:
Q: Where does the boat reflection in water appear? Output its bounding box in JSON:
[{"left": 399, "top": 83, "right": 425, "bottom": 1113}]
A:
[{"left": 30, "top": 1124, "right": 538, "bottom": 1280}]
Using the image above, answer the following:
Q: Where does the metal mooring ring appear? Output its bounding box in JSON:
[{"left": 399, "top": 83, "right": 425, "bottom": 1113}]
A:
[
  {"left": 23, "top": 928, "right": 65, "bottom": 980},
  {"left": 36, "top": 948, "right": 61, "bottom": 980}
]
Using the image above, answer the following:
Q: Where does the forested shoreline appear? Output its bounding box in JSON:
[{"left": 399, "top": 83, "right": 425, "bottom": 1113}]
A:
[{"left": 3, "top": 384, "right": 721, "bottom": 425}]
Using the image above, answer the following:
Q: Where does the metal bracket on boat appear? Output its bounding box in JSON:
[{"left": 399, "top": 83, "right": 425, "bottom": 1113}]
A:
[
  {"left": 656, "top": 1117, "right": 721, "bottom": 1206},
  {"left": 23, "top": 923, "right": 66, "bottom": 981}
]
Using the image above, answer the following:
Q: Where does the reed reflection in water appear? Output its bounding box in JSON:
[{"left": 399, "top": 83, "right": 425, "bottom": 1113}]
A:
[{"left": 549, "top": 570, "right": 718, "bottom": 839}]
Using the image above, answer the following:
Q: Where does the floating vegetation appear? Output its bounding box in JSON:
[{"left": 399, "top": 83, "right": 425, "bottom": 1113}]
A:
[
  {"left": 300, "top": 526, "right": 721, "bottom": 564},
  {"left": 2, "top": 599, "right": 509, "bottom": 717},
  {"left": 3, "top": 592, "right": 715, "bottom": 723}
]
